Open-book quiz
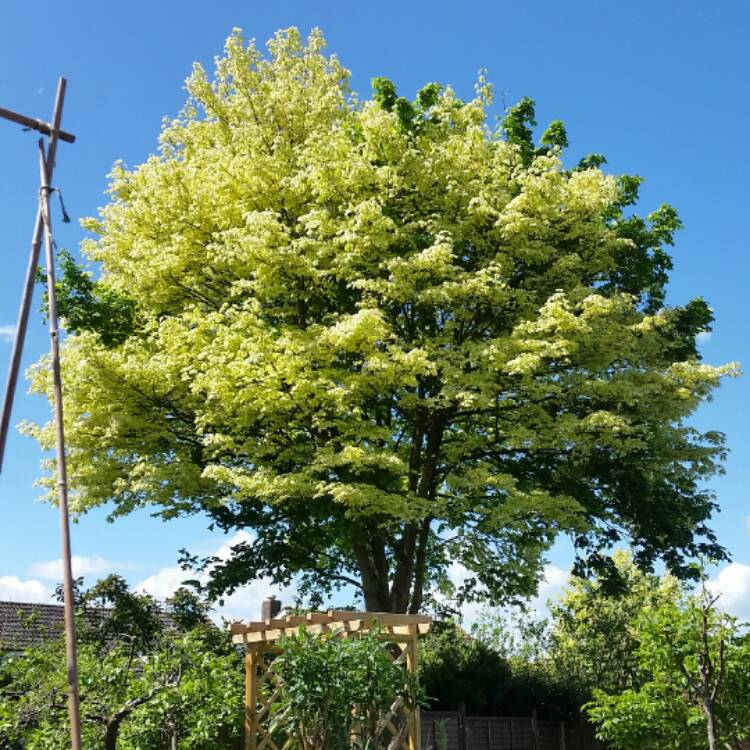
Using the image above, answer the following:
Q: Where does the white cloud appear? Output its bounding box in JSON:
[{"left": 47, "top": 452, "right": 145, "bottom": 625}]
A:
[
  {"left": 695, "top": 331, "right": 712, "bottom": 345},
  {"left": 0, "top": 576, "right": 52, "bottom": 603},
  {"left": 0, "top": 325, "right": 16, "bottom": 344},
  {"left": 28, "top": 555, "right": 134, "bottom": 582},
  {"left": 445, "top": 562, "right": 570, "bottom": 627},
  {"left": 533, "top": 564, "right": 569, "bottom": 612},
  {"left": 134, "top": 532, "right": 294, "bottom": 624},
  {"left": 708, "top": 563, "right": 750, "bottom": 622},
  {"left": 135, "top": 565, "right": 188, "bottom": 600}
]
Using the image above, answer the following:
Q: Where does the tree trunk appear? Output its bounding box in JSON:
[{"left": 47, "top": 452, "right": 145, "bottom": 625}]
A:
[
  {"left": 409, "top": 518, "right": 431, "bottom": 614},
  {"left": 389, "top": 523, "right": 419, "bottom": 613},
  {"left": 353, "top": 415, "right": 445, "bottom": 613},
  {"left": 704, "top": 705, "right": 717, "bottom": 750},
  {"left": 353, "top": 534, "right": 391, "bottom": 612},
  {"left": 104, "top": 718, "right": 121, "bottom": 750},
  {"left": 102, "top": 685, "right": 167, "bottom": 750}
]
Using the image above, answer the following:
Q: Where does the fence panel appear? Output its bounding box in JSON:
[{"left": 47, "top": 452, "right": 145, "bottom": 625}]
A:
[
  {"left": 537, "top": 721, "right": 563, "bottom": 750},
  {"left": 422, "top": 711, "right": 462, "bottom": 750},
  {"left": 421, "top": 712, "right": 607, "bottom": 750},
  {"left": 485, "top": 717, "right": 512, "bottom": 750}
]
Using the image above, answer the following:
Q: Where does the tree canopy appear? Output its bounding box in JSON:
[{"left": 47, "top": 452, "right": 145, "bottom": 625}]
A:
[
  {"left": 586, "top": 584, "right": 750, "bottom": 750},
  {"left": 26, "top": 27, "right": 734, "bottom": 612}
]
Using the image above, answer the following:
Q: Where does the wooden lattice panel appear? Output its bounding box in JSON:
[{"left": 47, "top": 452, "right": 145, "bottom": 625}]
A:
[{"left": 230, "top": 610, "right": 431, "bottom": 750}]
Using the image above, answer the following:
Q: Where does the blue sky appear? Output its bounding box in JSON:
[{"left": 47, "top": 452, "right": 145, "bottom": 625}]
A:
[{"left": 0, "top": 0, "right": 748, "bottom": 621}]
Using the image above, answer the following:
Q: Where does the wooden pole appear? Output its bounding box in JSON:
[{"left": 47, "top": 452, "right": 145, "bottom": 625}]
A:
[
  {"left": 0, "top": 204, "right": 43, "bottom": 472},
  {"left": 0, "top": 77, "right": 72, "bottom": 472},
  {"left": 37, "top": 133, "right": 82, "bottom": 750}
]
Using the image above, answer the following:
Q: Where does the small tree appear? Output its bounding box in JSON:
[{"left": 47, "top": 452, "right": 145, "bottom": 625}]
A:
[
  {"left": 0, "top": 577, "right": 243, "bottom": 750},
  {"left": 587, "top": 585, "right": 750, "bottom": 750}
]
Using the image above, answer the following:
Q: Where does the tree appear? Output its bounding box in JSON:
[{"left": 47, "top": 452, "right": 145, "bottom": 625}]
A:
[
  {"left": 470, "top": 551, "right": 684, "bottom": 717},
  {"left": 26, "top": 27, "right": 734, "bottom": 612},
  {"left": 544, "top": 551, "right": 680, "bottom": 698},
  {"left": 586, "top": 584, "right": 750, "bottom": 750},
  {"left": 0, "top": 577, "right": 243, "bottom": 750}
]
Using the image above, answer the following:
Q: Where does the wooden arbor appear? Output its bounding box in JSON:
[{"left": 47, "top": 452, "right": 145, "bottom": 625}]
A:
[{"left": 230, "top": 610, "right": 432, "bottom": 750}]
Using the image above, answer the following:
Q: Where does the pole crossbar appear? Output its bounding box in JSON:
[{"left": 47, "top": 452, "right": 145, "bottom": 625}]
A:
[
  {"left": 0, "top": 81, "right": 76, "bottom": 472},
  {"left": 0, "top": 77, "right": 82, "bottom": 750},
  {"left": 0, "top": 105, "right": 76, "bottom": 143}
]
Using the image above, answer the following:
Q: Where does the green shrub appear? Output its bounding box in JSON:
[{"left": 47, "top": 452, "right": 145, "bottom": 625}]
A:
[
  {"left": 269, "top": 628, "right": 420, "bottom": 750},
  {"left": 420, "top": 622, "right": 511, "bottom": 715}
]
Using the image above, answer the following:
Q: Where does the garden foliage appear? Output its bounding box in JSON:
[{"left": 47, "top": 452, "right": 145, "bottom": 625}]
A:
[{"left": 0, "top": 577, "right": 242, "bottom": 750}]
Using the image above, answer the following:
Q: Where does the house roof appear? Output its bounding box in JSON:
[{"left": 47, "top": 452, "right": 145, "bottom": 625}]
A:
[
  {"left": 0, "top": 601, "right": 68, "bottom": 650},
  {"left": 0, "top": 600, "right": 180, "bottom": 650}
]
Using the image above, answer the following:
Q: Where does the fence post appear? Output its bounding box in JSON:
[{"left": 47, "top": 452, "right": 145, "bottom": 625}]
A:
[
  {"left": 458, "top": 703, "right": 467, "bottom": 750},
  {"left": 559, "top": 721, "right": 566, "bottom": 750},
  {"left": 531, "top": 709, "right": 539, "bottom": 750}
]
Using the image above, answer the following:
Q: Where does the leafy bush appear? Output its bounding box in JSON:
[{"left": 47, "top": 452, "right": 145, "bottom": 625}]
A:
[
  {"left": 269, "top": 628, "right": 420, "bottom": 750},
  {"left": 420, "top": 622, "right": 511, "bottom": 715},
  {"left": 421, "top": 621, "right": 582, "bottom": 719},
  {"left": 586, "top": 586, "right": 750, "bottom": 750}
]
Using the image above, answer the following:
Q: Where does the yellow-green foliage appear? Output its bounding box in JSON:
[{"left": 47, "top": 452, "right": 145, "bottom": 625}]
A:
[{"left": 24, "top": 28, "right": 736, "bottom": 610}]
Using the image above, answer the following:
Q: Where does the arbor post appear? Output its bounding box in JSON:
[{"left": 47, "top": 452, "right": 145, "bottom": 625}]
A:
[
  {"left": 405, "top": 628, "right": 421, "bottom": 750},
  {"left": 244, "top": 647, "right": 258, "bottom": 750}
]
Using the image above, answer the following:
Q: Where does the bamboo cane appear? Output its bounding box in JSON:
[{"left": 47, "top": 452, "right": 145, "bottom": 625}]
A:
[{"left": 37, "top": 132, "right": 83, "bottom": 750}]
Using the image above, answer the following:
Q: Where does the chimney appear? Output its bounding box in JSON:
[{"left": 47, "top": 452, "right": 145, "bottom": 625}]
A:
[{"left": 261, "top": 595, "right": 281, "bottom": 621}]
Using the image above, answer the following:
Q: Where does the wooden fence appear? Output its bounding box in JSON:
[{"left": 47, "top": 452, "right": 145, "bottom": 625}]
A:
[{"left": 421, "top": 710, "right": 606, "bottom": 750}]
